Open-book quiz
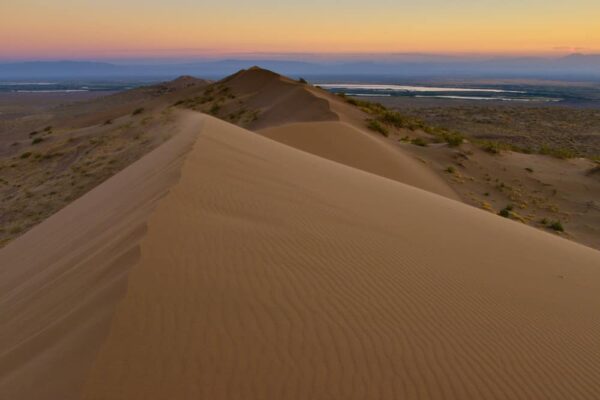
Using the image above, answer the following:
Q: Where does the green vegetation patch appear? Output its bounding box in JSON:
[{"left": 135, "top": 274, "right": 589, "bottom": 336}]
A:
[{"left": 366, "top": 119, "right": 389, "bottom": 136}]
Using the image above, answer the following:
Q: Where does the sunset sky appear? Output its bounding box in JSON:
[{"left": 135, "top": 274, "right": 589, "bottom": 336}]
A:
[{"left": 2, "top": 0, "right": 600, "bottom": 60}]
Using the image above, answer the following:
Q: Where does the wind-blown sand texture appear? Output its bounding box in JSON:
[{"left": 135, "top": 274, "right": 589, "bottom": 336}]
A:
[
  {"left": 0, "top": 117, "right": 199, "bottom": 399},
  {"left": 3, "top": 111, "right": 600, "bottom": 399},
  {"left": 260, "top": 121, "right": 458, "bottom": 199}
]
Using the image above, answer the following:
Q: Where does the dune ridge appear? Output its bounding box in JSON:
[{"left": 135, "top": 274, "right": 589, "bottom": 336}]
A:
[
  {"left": 0, "top": 114, "right": 200, "bottom": 399},
  {"left": 79, "top": 113, "right": 600, "bottom": 399}
]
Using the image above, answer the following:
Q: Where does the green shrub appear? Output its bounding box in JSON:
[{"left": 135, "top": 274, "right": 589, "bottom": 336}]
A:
[
  {"left": 20, "top": 152, "right": 32, "bottom": 159},
  {"left": 380, "top": 111, "right": 407, "bottom": 128},
  {"left": 498, "top": 205, "right": 514, "bottom": 218},
  {"left": 132, "top": 108, "right": 145, "bottom": 116},
  {"left": 445, "top": 166, "right": 456, "bottom": 174},
  {"left": 347, "top": 98, "right": 387, "bottom": 114},
  {"left": 411, "top": 137, "right": 428, "bottom": 147},
  {"left": 439, "top": 131, "right": 464, "bottom": 147},
  {"left": 498, "top": 208, "right": 511, "bottom": 218},
  {"left": 539, "top": 145, "right": 577, "bottom": 159},
  {"left": 32, "top": 137, "right": 44, "bottom": 145},
  {"left": 480, "top": 140, "right": 505, "bottom": 154},
  {"left": 548, "top": 220, "right": 564, "bottom": 232},
  {"left": 366, "top": 119, "right": 388, "bottom": 136}
]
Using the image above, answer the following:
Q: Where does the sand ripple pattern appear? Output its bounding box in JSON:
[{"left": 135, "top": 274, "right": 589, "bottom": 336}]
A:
[{"left": 73, "top": 115, "right": 600, "bottom": 399}]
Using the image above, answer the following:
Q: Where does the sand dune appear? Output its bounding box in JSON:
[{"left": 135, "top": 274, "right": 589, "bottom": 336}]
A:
[
  {"left": 0, "top": 115, "right": 200, "bottom": 399},
  {"left": 220, "top": 67, "right": 339, "bottom": 129},
  {"left": 2, "top": 111, "right": 600, "bottom": 399},
  {"left": 3, "top": 112, "right": 598, "bottom": 399},
  {"left": 260, "top": 121, "right": 459, "bottom": 199}
]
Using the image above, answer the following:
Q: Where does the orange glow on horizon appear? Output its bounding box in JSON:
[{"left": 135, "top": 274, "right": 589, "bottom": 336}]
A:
[{"left": 1, "top": 1, "right": 599, "bottom": 59}]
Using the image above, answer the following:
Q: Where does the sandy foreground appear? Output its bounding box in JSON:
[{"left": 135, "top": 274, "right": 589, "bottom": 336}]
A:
[{"left": 2, "top": 111, "right": 600, "bottom": 399}]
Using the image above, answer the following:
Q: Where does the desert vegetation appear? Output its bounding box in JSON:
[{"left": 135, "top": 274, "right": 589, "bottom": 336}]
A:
[
  {"left": 0, "top": 112, "right": 177, "bottom": 247},
  {"left": 396, "top": 104, "right": 600, "bottom": 160},
  {"left": 344, "top": 95, "right": 600, "bottom": 162},
  {"left": 175, "top": 83, "right": 261, "bottom": 127}
]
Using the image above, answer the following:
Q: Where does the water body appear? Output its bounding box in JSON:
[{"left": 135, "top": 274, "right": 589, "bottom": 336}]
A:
[{"left": 319, "top": 83, "right": 564, "bottom": 103}]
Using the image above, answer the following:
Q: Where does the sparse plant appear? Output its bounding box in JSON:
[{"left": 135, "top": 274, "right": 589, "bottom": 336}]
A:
[
  {"left": 209, "top": 103, "right": 221, "bottom": 115},
  {"left": 548, "top": 220, "right": 564, "bottom": 232},
  {"left": 498, "top": 208, "right": 510, "bottom": 218},
  {"left": 32, "top": 137, "right": 44, "bottom": 145},
  {"left": 132, "top": 108, "right": 145, "bottom": 116},
  {"left": 539, "top": 145, "right": 577, "bottom": 159},
  {"left": 411, "top": 137, "right": 428, "bottom": 147},
  {"left": 480, "top": 140, "right": 504, "bottom": 154},
  {"left": 498, "top": 204, "right": 514, "bottom": 218},
  {"left": 445, "top": 166, "right": 456, "bottom": 174},
  {"left": 20, "top": 152, "right": 32, "bottom": 159},
  {"left": 298, "top": 77, "right": 308, "bottom": 84},
  {"left": 439, "top": 131, "right": 464, "bottom": 147},
  {"left": 366, "top": 119, "right": 388, "bottom": 136}
]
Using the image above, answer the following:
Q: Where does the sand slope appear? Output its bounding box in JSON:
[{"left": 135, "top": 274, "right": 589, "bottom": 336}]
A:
[
  {"left": 84, "top": 114, "right": 600, "bottom": 399},
  {"left": 0, "top": 115, "right": 200, "bottom": 399},
  {"left": 2, "top": 112, "right": 600, "bottom": 399},
  {"left": 260, "top": 121, "right": 459, "bottom": 199},
  {"left": 222, "top": 67, "right": 339, "bottom": 129}
]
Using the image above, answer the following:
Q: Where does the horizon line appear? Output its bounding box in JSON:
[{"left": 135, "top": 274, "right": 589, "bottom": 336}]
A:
[{"left": 2, "top": 51, "right": 600, "bottom": 64}]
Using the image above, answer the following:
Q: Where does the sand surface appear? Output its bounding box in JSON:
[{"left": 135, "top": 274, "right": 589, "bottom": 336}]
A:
[
  {"left": 260, "top": 121, "right": 459, "bottom": 199},
  {"left": 0, "top": 115, "right": 199, "bottom": 399},
  {"left": 2, "top": 111, "right": 600, "bottom": 399}
]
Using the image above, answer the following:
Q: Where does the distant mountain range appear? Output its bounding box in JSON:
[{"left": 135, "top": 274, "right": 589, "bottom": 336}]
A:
[{"left": 1, "top": 55, "right": 600, "bottom": 80}]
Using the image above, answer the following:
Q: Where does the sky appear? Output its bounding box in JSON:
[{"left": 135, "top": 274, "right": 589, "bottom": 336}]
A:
[{"left": 2, "top": 0, "right": 600, "bottom": 60}]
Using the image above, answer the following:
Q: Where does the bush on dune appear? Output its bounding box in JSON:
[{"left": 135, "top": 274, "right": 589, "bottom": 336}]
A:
[
  {"left": 366, "top": 119, "right": 389, "bottom": 136},
  {"left": 539, "top": 145, "right": 578, "bottom": 159}
]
